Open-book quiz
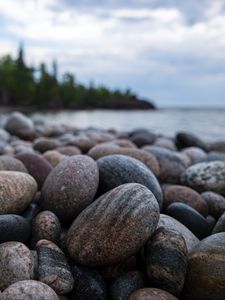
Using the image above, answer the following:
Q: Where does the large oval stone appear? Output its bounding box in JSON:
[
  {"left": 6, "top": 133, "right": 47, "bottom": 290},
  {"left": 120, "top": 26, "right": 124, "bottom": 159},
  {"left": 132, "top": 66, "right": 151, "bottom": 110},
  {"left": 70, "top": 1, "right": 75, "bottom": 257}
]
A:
[
  {"left": 41, "top": 155, "right": 99, "bottom": 222},
  {"left": 0, "top": 242, "right": 34, "bottom": 290},
  {"left": 4, "top": 112, "right": 34, "bottom": 137},
  {"left": 182, "top": 233, "right": 225, "bottom": 300},
  {"left": 182, "top": 161, "right": 225, "bottom": 194},
  {"left": 1, "top": 280, "right": 59, "bottom": 300},
  {"left": 0, "top": 171, "right": 37, "bottom": 214},
  {"left": 96, "top": 155, "right": 163, "bottom": 209},
  {"left": 0, "top": 155, "right": 28, "bottom": 172},
  {"left": 66, "top": 183, "right": 160, "bottom": 266},
  {"left": 158, "top": 214, "right": 199, "bottom": 252}
]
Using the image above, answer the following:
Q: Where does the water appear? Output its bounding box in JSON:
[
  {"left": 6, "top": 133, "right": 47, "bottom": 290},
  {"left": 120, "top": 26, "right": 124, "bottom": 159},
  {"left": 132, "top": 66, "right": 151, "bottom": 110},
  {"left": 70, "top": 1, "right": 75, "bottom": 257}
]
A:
[{"left": 31, "top": 108, "right": 225, "bottom": 141}]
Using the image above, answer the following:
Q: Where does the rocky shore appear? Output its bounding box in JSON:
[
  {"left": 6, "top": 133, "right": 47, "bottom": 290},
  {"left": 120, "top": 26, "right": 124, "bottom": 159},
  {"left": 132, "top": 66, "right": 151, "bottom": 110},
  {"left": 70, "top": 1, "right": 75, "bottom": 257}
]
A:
[{"left": 0, "top": 111, "right": 225, "bottom": 299}]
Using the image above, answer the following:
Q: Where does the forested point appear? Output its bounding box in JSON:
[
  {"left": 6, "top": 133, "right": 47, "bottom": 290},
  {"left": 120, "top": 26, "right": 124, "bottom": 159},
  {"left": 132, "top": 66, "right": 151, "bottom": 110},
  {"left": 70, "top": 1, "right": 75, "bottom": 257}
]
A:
[{"left": 0, "top": 45, "right": 155, "bottom": 110}]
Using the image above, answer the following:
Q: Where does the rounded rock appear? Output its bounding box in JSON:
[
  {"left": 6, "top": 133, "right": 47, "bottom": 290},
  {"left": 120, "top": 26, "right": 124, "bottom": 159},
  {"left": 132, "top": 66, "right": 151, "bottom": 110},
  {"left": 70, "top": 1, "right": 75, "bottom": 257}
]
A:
[
  {"left": 162, "top": 184, "right": 208, "bottom": 216},
  {"left": 129, "top": 288, "right": 178, "bottom": 300},
  {"left": 16, "top": 151, "right": 53, "bottom": 189},
  {"left": 96, "top": 154, "right": 163, "bottom": 208},
  {"left": 43, "top": 150, "right": 65, "bottom": 167},
  {"left": 146, "top": 227, "right": 187, "bottom": 296},
  {"left": 158, "top": 214, "right": 199, "bottom": 252},
  {"left": 41, "top": 155, "right": 99, "bottom": 222},
  {"left": 66, "top": 183, "right": 160, "bottom": 266},
  {"left": 1, "top": 280, "right": 59, "bottom": 300},
  {"left": 31, "top": 211, "right": 61, "bottom": 246},
  {"left": 182, "top": 233, "right": 225, "bottom": 300},
  {"left": 0, "top": 171, "right": 37, "bottom": 214},
  {"left": 0, "top": 242, "right": 34, "bottom": 290},
  {"left": 88, "top": 144, "right": 160, "bottom": 177},
  {"left": 0, "top": 155, "right": 28, "bottom": 172},
  {"left": 166, "top": 203, "right": 211, "bottom": 239},
  {"left": 212, "top": 212, "right": 225, "bottom": 234},
  {"left": 175, "top": 132, "right": 207, "bottom": 151},
  {"left": 0, "top": 214, "right": 31, "bottom": 244},
  {"left": 143, "top": 146, "right": 186, "bottom": 184},
  {"left": 4, "top": 112, "right": 34, "bottom": 136},
  {"left": 181, "top": 161, "right": 225, "bottom": 194},
  {"left": 201, "top": 191, "right": 225, "bottom": 219}
]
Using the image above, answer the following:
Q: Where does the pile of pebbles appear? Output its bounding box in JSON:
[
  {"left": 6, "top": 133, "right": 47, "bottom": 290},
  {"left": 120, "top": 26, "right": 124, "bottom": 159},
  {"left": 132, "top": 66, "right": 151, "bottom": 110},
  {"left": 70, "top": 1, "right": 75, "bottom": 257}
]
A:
[{"left": 0, "top": 111, "right": 225, "bottom": 299}]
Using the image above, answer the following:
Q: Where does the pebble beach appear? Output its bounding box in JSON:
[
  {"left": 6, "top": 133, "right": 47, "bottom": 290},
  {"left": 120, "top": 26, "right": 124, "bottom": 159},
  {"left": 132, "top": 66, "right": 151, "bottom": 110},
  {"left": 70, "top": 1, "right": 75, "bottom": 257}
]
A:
[{"left": 1, "top": 111, "right": 225, "bottom": 299}]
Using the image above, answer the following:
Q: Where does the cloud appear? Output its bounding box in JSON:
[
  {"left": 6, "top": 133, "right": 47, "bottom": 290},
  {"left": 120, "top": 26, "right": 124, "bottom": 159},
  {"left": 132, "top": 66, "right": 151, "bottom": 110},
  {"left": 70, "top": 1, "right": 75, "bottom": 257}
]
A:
[{"left": 0, "top": 0, "right": 225, "bottom": 106}]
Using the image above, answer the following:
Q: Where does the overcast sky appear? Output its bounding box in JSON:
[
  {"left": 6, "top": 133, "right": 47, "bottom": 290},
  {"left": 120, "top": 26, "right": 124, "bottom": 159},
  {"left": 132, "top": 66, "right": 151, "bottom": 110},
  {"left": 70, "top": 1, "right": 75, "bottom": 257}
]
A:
[{"left": 0, "top": 0, "right": 225, "bottom": 107}]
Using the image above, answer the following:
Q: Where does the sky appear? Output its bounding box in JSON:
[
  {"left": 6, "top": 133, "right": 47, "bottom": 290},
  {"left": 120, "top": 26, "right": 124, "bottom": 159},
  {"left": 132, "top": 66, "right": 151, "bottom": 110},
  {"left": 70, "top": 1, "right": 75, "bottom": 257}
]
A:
[{"left": 0, "top": 0, "right": 225, "bottom": 107}]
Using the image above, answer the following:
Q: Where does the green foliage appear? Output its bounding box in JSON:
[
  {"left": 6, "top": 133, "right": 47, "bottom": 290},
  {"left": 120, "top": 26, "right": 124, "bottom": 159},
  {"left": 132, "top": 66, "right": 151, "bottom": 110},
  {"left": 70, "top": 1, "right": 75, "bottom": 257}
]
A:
[{"left": 0, "top": 44, "right": 150, "bottom": 109}]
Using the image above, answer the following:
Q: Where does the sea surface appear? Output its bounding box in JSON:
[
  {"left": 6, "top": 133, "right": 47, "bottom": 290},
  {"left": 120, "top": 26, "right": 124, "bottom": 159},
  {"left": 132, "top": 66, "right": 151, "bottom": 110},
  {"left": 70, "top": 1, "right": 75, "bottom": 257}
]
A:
[{"left": 31, "top": 108, "right": 225, "bottom": 141}]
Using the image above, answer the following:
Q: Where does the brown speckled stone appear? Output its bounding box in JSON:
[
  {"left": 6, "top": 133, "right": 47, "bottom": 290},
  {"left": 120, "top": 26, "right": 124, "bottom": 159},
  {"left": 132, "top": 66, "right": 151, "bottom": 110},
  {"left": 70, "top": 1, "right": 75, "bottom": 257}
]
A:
[
  {"left": 0, "top": 171, "right": 37, "bottom": 214},
  {"left": 181, "top": 161, "right": 225, "bottom": 194},
  {"left": 182, "top": 233, "right": 225, "bottom": 300},
  {"left": 158, "top": 214, "right": 199, "bottom": 252},
  {"left": 16, "top": 151, "right": 53, "bottom": 189},
  {"left": 201, "top": 191, "right": 225, "bottom": 219},
  {"left": 162, "top": 184, "right": 208, "bottom": 216},
  {"left": 36, "top": 239, "right": 74, "bottom": 294},
  {"left": 56, "top": 146, "right": 81, "bottom": 156},
  {"left": 0, "top": 242, "right": 34, "bottom": 290},
  {"left": 88, "top": 144, "right": 160, "bottom": 177},
  {"left": 129, "top": 288, "right": 178, "bottom": 300},
  {"left": 146, "top": 227, "right": 187, "bottom": 296},
  {"left": 66, "top": 183, "right": 160, "bottom": 266},
  {"left": 0, "top": 155, "right": 28, "bottom": 172},
  {"left": 43, "top": 150, "right": 65, "bottom": 167},
  {"left": 31, "top": 211, "right": 61, "bottom": 247},
  {"left": 142, "top": 146, "right": 186, "bottom": 183},
  {"left": 41, "top": 155, "right": 99, "bottom": 221},
  {"left": 1, "top": 280, "right": 59, "bottom": 300},
  {"left": 69, "top": 135, "right": 97, "bottom": 152}
]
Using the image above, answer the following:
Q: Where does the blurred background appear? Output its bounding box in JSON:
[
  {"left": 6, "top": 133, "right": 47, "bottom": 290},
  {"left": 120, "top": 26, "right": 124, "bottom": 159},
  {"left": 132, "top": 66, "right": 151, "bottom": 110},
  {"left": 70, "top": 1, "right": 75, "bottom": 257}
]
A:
[{"left": 0, "top": 0, "right": 225, "bottom": 138}]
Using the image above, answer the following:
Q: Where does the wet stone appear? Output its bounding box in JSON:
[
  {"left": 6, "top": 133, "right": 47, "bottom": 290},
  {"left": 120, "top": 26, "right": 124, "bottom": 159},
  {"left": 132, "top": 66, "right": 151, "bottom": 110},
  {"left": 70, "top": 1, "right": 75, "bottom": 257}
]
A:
[{"left": 201, "top": 191, "right": 225, "bottom": 219}]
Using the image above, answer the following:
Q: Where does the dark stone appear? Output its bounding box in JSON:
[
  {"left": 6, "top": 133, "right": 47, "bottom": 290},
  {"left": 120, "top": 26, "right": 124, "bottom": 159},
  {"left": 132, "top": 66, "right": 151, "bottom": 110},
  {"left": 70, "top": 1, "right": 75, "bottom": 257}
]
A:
[
  {"left": 0, "top": 214, "right": 31, "bottom": 244},
  {"left": 182, "top": 233, "right": 225, "bottom": 300},
  {"left": 166, "top": 203, "right": 211, "bottom": 239},
  {"left": 66, "top": 183, "right": 160, "bottom": 266},
  {"left": 175, "top": 132, "right": 208, "bottom": 151},
  {"left": 69, "top": 265, "right": 108, "bottom": 300},
  {"left": 33, "top": 137, "right": 61, "bottom": 153},
  {"left": 130, "top": 132, "right": 156, "bottom": 147},
  {"left": 146, "top": 227, "right": 187, "bottom": 296},
  {"left": 41, "top": 155, "right": 99, "bottom": 222},
  {"left": 15, "top": 152, "right": 53, "bottom": 189},
  {"left": 36, "top": 239, "right": 74, "bottom": 295},
  {"left": 96, "top": 154, "right": 163, "bottom": 209},
  {"left": 110, "top": 271, "right": 146, "bottom": 300}
]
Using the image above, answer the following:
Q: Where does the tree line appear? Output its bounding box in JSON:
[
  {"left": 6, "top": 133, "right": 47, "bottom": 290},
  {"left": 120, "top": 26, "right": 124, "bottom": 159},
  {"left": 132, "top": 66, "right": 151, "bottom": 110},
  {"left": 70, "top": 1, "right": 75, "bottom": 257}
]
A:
[{"left": 0, "top": 45, "right": 155, "bottom": 110}]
